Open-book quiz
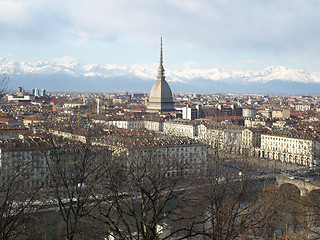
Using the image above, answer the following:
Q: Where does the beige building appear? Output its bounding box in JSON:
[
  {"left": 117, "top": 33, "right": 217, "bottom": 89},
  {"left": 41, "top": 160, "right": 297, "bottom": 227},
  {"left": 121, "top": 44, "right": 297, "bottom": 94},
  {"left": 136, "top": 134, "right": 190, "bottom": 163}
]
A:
[
  {"left": 48, "top": 126, "right": 207, "bottom": 175},
  {"left": 241, "top": 128, "right": 269, "bottom": 156},
  {"left": 244, "top": 118, "right": 273, "bottom": 128},
  {"left": 198, "top": 123, "right": 242, "bottom": 154},
  {"left": 272, "top": 109, "right": 290, "bottom": 119},
  {"left": 99, "top": 119, "right": 162, "bottom": 132},
  {"left": 260, "top": 133, "right": 320, "bottom": 167},
  {"left": 104, "top": 120, "right": 144, "bottom": 130},
  {"left": 272, "top": 120, "right": 287, "bottom": 129},
  {"left": 113, "top": 98, "right": 125, "bottom": 105},
  {"left": 242, "top": 108, "right": 257, "bottom": 117},
  {"left": 163, "top": 120, "right": 198, "bottom": 138},
  {"left": 144, "top": 120, "right": 163, "bottom": 132},
  {"left": 22, "top": 116, "right": 43, "bottom": 127}
]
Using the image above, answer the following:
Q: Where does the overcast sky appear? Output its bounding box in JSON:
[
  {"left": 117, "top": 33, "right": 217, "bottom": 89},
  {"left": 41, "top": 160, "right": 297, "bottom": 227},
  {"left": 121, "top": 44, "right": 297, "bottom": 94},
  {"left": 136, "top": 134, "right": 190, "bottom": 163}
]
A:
[{"left": 1, "top": 0, "right": 320, "bottom": 71}]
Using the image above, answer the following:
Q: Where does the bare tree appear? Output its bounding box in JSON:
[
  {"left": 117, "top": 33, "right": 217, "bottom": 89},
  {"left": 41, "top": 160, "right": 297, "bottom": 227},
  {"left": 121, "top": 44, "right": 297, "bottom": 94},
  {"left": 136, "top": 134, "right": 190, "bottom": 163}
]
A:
[
  {"left": 45, "top": 136, "right": 111, "bottom": 240},
  {"left": 252, "top": 179, "right": 317, "bottom": 240},
  {"left": 0, "top": 160, "right": 43, "bottom": 239},
  {"left": 93, "top": 146, "right": 197, "bottom": 240},
  {"left": 183, "top": 143, "right": 270, "bottom": 240},
  {"left": 278, "top": 186, "right": 320, "bottom": 239},
  {"left": 41, "top": 110, "right": 110, "bottom": 239}
]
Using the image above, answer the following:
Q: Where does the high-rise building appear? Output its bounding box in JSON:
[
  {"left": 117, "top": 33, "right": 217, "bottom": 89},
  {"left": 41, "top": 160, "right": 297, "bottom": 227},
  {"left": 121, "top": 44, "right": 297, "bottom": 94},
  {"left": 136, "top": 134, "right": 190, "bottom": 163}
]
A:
[
  {"left": 40, "top": 89, "right": 46, "bottom": 97},
  {"left": 31, "top": 88, "right": 40, "bottom": 96},
  {"left": 31, "top": 88, "right": 46, "bottom": 97},
  {"left": 182, "top": 105, "right": 198, "bottom": 120},
  {"left": 17, "top": 87, "right": 24, "bottom": 97},
  {"left": 96, "top": 98, "right": 102, "bottom": 115},
  {"left": 147, "top": 38, "right": 174, "bottom": 113},
  {"left": 17, "top": 87, "right": 23, "bottom": 93}
]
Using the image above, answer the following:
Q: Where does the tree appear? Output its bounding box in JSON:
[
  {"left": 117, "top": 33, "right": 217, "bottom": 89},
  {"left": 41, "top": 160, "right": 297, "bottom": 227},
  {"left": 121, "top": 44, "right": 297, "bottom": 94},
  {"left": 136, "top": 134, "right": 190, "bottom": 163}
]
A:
[
  {"left": 184, "top": 144, "right": 269, "bottom": 240},
  {"left": 41, "top": 110, "right": 112, "bottom": 240},
  {"left": 94, "top": 146, "right": 198, "bottom": 240},
  {"left": 289, "top": 188, "right": 320, "bottom": 239},
  {"left": 253, "top": 181, "right": 315, "bottom": 239},
  {"left": 45, "top": 136, "right": 111, "bottom": 240},
  {"left": 0, "top": 157, "right": 43, "bottom": 239}
]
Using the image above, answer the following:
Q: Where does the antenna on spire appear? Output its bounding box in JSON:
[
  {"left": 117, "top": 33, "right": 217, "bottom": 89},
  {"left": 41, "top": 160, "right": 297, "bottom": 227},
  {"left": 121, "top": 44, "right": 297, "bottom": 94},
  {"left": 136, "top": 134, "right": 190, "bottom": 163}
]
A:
[
  {"left": 157, "top": 36, "right": 165, "bottom": 81},
  {"left": 160, "top": 37, "right": 163, "bottom": 65}
]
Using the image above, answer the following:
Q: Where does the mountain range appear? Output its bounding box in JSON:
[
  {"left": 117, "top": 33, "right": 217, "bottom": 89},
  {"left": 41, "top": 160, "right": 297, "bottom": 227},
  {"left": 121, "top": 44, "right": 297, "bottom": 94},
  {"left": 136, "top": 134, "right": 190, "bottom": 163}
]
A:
[{"left": 1, "top": 57, "right": 320, "bottom": 94}]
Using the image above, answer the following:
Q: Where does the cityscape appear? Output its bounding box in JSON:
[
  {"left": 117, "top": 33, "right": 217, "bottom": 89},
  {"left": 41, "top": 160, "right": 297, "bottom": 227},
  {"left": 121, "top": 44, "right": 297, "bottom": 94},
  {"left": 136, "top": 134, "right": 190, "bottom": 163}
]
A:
[
  {"left": 1, "top": 1, "right": 320, "bottom": 240},
  {"left": 0, "top": 39, "right": 320, "bottom": 239}
]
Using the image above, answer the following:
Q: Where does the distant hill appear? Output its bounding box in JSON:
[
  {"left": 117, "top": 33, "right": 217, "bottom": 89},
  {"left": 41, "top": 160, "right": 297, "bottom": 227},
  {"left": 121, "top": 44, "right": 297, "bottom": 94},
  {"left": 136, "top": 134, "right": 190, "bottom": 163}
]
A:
[{"left": 1, "top": 57, "right": 320, "bottom": 94}]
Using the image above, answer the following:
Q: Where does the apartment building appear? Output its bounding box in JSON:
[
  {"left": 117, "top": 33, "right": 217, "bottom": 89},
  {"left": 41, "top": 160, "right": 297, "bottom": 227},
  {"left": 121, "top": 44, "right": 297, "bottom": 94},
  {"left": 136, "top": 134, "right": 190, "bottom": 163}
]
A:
[
  {"left": 0, "top": 138, "right": 51, "bottom": 186},
  {"left": 260, "top": 133, "right": 320, "bottom": 167},
  {"left": 163, "top": 120, "right": 198, "bottom": 138}
]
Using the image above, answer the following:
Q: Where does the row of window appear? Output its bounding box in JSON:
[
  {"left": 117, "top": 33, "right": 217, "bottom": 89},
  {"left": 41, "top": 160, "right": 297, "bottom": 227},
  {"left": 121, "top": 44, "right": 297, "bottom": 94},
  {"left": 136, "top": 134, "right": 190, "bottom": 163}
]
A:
[{"left": 263, "top": 136, "right": 311, "bottom": 144}]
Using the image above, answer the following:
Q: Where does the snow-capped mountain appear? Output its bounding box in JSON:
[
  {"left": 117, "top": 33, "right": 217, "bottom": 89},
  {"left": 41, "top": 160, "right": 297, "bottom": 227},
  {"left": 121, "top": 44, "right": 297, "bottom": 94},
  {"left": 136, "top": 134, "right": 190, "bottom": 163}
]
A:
[{"left": 1, "top": 56, "right": 320, "bottom": 94}]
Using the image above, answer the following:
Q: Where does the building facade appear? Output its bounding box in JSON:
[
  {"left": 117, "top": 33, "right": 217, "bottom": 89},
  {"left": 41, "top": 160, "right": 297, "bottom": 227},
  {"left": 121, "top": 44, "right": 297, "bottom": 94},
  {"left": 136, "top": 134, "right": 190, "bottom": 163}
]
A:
[
  {"left": 163, "top": 120, "right": 198, "bottom": 138},
  {"left": 260, "top": 133, "right": 320, "bottom": 167},
  {"left": 0, "top": 139, "right": 51, "bottom": 186}
]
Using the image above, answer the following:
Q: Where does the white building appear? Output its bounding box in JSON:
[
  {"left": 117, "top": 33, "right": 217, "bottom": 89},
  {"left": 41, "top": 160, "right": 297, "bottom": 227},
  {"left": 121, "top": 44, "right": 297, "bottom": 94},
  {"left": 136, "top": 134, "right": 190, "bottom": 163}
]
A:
[
  {"left": 182, "top": 105, "right": 198, "bottom": 120},
  {"left": 49, "top": 129, "right": 87, "bottom": 143},
  {"left": 198, "top": 123, "right": 242, "bottom": 153},
  {"left": 7, "top": 94, "right": 35, "bottom": 102},
  {"left": 105, "top": 120, "right": 144, "bottom": 130},
  {"left": 97, "top": 98, "right": 102, "bottom": 114},
  {"left": 144, "top": 120, "right": 163, "bottom": 132},
  {"left": 295, "top": 104, "right": 311, "bottom": 112},
  {"left": 260, "top": 133, "right": 320, "bottom": 167},
  {"left": 258, "top": 109, "right": 272, "bottom": 118},
  {"left": 244, "top": 118, "right": 273, "bottom": 128},
  {"left": 241, "top": 128, "right": 269, "bottom": 156},
  {"left": 163, "top": 120, "right": 198, "bottom": 138},
  {"left": 63, "top": 103, "right": 84, "bottom": 109},
  {"left": 242, "top": 108, "right": 257, "bottom": 117}
]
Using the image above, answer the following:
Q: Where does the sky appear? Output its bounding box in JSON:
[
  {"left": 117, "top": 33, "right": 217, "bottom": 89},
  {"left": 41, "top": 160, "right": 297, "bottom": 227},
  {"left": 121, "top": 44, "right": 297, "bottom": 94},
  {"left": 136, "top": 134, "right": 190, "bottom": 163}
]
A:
[{"left": 1, "top": 0, "right": 320, "bottom": 72}]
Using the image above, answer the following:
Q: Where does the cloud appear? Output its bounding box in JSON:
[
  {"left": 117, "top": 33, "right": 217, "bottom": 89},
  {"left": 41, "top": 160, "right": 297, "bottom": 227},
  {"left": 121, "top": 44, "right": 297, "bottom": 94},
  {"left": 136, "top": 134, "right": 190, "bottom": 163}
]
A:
[
  {"left": 1, "top": 0, "right": 320, "bottom": 56},
  {"left": 0, "top": 0, "right": 72, "bottom": 41}
]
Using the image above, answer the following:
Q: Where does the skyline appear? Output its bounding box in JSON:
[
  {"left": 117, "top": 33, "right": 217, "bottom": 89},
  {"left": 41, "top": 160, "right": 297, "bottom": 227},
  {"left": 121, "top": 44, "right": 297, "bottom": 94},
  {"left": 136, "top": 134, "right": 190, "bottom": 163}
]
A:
[{"left": 0, "top": 0, "right": 320, "bottom": 73}]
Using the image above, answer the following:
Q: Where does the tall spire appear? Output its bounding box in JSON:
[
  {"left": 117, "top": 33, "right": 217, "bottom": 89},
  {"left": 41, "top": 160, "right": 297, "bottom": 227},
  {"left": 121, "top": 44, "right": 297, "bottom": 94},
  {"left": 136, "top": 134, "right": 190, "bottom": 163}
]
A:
[
  {"left": 157, "top": 37, "right": 165, "bottom": 81},
  {"left": 160, "top": 37, "right": 163, "bottom": 65}
]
